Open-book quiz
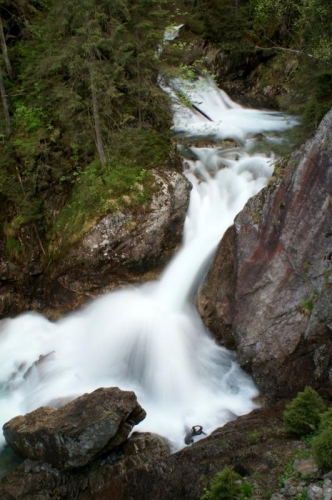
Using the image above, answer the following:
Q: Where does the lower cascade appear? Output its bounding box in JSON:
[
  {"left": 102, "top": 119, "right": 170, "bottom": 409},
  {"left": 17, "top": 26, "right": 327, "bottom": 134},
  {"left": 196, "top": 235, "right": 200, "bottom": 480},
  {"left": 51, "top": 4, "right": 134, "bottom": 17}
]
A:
[{"left": 0, "top": 77, "right": 296, "bottom": 452}]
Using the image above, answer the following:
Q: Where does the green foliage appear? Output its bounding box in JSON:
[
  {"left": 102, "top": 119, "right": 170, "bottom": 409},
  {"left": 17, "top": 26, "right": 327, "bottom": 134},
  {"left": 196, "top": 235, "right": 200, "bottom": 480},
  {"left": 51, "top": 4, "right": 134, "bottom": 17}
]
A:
[
  {"left": 318, "top": 407, "right": 332, "bottom": 432},
  {"left": 5, "top": 236, "right": 24, "bottom": 259},
  {"left": 0, "top": 0, "right": 179, "bottom": 262},
  {"left": 283, "top": 387, "right": 326, "bottom": 436},
  {"left": 254, "top": 0, "right": 302, "bottom": 38},
  {"left": 294, "top": 490, "right": 308, "bottom": 500},
  {"left": 198, "top": 0, "right": 255, "bottom": 49},
  {"left": 14, "top": 104, "right": 49, "bottom": 133},
  {"left": 49, "top": 128, "right": 168, "bottom": 253},
  {"left": 312, "top": 429, "right": 332, "bottom": 472},
  {"left": 253, "top": 0, "right": 332, "bottom": 134},
  {"left": 249, "top": 430, "right": 260, "bottom": 444},
  {"left": 201, "top": 467, "right": 253, "bottom": 500},
  {"left": 1, "top": 0, "right": 330, "bottom": 265},
  {"left": 193, "top": 0, "right": 332, "bottom": 137},
  {"left": 300, "top": 291, "right": 319, "bottom": 315},
  {"left": 277, "top": 459, "right": 298, "bottom": 487}
]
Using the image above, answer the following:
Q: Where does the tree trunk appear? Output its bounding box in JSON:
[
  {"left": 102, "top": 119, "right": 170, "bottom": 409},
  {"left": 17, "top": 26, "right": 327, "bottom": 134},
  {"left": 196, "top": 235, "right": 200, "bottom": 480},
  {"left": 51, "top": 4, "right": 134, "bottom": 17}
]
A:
[
  {"left": 89, "top": 64, "right": 106, "bottom": 166},
  {"left": 136, "top": 43, "right": 142, "bottom": 129},
  {"left": 85, "top": 10, "right": 106, "bottom": 167},
  {"left": 0, "top": 16, "right": 12, "bottom": 78},
  {"left": 0, "top": 61, "right": 11, "bottom": 135}
]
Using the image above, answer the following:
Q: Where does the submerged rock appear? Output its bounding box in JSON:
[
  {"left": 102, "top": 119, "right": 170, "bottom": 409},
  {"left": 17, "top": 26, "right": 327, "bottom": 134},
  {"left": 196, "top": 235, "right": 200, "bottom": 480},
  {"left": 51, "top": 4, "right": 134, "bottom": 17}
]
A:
[
  {"left": 199, "top": 108, "right": 332, "bottom": 400},
  {"left": 3, "top": 387, "right": 146, "bottom": 470}
]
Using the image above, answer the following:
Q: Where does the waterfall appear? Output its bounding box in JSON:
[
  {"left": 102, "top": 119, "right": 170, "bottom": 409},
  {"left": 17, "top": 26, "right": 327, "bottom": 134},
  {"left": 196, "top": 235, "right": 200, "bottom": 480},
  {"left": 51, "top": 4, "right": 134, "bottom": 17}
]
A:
[{"left": 0, "top": 76, "right": 296, "bottom": 454}]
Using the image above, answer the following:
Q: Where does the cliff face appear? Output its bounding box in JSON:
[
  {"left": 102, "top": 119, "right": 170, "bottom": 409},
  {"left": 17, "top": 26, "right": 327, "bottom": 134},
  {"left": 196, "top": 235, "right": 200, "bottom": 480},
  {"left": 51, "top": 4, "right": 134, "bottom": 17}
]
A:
[
  {"left": 0, "top": 169, "right": 190, "bottom": 319},
  {"left": 199, "top": 109, "right": 332, "bottom": 400}
]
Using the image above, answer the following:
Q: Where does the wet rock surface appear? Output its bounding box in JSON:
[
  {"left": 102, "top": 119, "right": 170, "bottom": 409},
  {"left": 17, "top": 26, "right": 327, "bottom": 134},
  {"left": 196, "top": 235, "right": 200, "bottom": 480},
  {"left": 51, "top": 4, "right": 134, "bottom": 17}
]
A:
[
  {"left": 0, "top": 401, "right": 327, "bottom": 500},
  {"left": 3, "top": 387, "right": 146, "bottom": 470},
  {"left": 199, "top": 109, "right": 332, "bottom": 400},
  {"left": 0, "top": 168, "right": 190, "bottom": 319}
]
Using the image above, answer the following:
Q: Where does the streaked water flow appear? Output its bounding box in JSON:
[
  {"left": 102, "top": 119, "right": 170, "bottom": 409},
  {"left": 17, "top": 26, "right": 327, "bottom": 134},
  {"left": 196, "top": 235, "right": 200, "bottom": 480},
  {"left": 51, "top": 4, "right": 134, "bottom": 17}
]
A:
[{"left": 0, "top": 76, "right": 296, "bottom": 454}]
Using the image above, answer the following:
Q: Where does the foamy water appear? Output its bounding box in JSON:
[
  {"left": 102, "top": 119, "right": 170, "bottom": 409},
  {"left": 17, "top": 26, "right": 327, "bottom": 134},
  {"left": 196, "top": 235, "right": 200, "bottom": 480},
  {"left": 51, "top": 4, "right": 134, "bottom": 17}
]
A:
[{"left": 0, "top": 76, "right": 295, "bottom": 453}]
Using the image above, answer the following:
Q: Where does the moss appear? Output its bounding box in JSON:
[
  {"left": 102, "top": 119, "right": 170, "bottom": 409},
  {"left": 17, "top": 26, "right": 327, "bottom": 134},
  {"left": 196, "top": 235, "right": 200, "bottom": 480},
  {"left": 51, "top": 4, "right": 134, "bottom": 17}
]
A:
[
  {"left": 303, "top": 262, "right": 310, "bottom": 273},
  {"left": 5, "top": 236, "right": 24, "bottom": 260},
  {"left": 300, "top": 291, "right": 318, "bottom": 315},
  {"left": 249, "top": 430, "right": 260, "bottom": 444},
  {"left": 251, "top": 211, "right": 261, "bottom": 225},
  {"left": 47, "top": 129, "right": 173, "bottom": 261}
]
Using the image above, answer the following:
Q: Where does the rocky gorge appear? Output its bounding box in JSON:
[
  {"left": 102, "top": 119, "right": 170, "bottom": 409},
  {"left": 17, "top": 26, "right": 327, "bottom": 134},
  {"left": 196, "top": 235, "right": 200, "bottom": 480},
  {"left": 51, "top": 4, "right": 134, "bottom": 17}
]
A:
[
  {"left": 1, "top": 0, "right": 332, "bottom": 496},
  {"left": 0, "top": 101, "right": 331, "bottom": 499}
]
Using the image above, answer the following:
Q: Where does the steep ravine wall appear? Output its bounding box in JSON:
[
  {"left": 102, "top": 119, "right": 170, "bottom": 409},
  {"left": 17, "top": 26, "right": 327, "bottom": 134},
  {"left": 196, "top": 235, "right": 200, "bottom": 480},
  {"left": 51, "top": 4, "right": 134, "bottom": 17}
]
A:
[
  {"left": 199, "top": 109, "right": 332, "bottom": 400},
  {"left": 0, "top": 169, "right": 190, "bottom": 319}
]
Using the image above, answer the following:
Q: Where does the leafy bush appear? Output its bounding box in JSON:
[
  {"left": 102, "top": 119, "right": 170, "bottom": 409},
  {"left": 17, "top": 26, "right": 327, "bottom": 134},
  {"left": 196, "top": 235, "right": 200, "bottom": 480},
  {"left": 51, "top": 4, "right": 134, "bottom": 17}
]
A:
[
  {"left": 283, "top": 387, "right": 326, "bottom": 436},
  {"left": 312, "top": 428, "right": 332, "bottom": 472},
  {"left": 201, "top": 467, "right": 253, "bottom": 500},
  {"left": 318, "top": 407, "right": 332, "bottom": 432}
]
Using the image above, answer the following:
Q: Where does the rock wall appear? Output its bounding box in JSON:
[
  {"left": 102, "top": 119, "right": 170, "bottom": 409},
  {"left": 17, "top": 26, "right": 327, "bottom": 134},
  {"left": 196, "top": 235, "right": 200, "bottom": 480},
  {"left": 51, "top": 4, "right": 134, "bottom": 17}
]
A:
[
  {"left": 0, "top": 169, "right": 190, "bottom": 319},
  {"left": 199, "top": 109, "right": 332, "bottom": 400}
]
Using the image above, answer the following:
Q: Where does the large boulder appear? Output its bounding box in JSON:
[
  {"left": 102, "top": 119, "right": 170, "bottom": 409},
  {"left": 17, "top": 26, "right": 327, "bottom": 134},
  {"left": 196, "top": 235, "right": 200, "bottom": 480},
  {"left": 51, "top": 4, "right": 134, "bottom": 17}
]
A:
[
  {"left": 3, "top": 387, "right": 146, "bottom": 470},
  {"left": 0, "top": 168, "right": 190, "bottom": 319},
  {"left": 199, "top": 109, "right": 332, "bottom": 400}
]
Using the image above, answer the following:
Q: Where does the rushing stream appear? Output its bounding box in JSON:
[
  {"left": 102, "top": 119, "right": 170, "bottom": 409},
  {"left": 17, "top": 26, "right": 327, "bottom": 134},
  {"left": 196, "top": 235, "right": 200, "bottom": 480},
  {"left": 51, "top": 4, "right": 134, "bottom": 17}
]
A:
[{"left": 0, "top": 76, "right": 296, "bottom": 467}]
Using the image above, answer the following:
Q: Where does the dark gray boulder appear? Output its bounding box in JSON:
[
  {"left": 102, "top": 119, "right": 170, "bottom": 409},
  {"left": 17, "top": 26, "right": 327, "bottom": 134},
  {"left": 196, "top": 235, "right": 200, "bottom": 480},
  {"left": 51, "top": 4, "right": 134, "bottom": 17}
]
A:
[{"left": 3, "top": 387, "right": 146, "bottom": 470}]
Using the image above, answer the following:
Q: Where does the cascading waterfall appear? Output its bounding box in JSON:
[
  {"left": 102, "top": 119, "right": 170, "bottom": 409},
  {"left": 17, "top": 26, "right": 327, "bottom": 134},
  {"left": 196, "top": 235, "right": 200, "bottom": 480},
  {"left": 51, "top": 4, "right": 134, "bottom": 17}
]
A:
[{"left": 0, "top": 76, "right": 296, "bottom": 457}]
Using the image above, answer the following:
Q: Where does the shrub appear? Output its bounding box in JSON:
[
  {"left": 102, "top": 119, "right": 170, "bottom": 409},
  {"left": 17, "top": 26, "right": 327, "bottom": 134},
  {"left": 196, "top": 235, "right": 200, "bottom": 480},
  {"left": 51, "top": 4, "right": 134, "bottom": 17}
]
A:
[
  {"left": 319, "top": 407, "right": 332, "bottom": 431},
  {"left": 201, "top": 467, "right": 253, "bottom": 500},
  {"left": 312, "top": 428, "right": 332, "bottom": 472},
  {"left": 283, "top": 387, "right": 326, "bottom": 436}
]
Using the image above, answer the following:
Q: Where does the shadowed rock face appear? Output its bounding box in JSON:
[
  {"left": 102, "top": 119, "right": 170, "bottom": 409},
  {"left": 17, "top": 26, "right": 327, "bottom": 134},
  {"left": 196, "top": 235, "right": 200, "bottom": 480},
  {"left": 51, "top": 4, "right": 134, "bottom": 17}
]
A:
[
  {"left": 3, "top": 387, "right": 146, "bottom": 470},
  {"left": 199, "top": 109, "right": 332, "bottom": 400},
  {"left": 0, "top": 169, "right": 190, "bottom": 319}
]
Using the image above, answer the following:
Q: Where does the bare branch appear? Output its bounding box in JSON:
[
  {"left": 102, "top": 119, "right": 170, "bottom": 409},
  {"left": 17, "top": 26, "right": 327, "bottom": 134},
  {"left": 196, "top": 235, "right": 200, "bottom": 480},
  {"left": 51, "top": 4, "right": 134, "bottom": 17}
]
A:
[
  {"left": 0, "top": 16, "right": 12, "bottom": 78},
  {"left": 0, "top": 61, "right": 11, "bottom": 135},
  {"left": 255, "top": 45, "right": 332, "bottom": 66}
]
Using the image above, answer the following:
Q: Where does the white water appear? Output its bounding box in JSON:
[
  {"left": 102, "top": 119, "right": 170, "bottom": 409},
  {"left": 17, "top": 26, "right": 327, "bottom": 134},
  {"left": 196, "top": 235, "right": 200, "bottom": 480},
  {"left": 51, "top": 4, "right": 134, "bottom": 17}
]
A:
[{"left": 0, "top": 77, "right": 295, "bottom": 452}]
